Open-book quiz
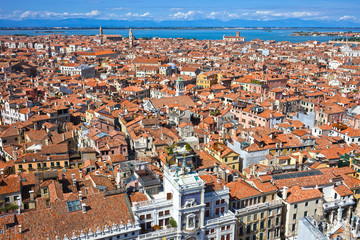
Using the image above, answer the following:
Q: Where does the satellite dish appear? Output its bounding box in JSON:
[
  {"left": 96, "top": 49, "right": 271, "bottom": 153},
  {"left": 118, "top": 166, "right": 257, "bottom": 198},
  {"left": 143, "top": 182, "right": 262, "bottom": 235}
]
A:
[{"left": 226, "top": 169, "right": 230, "bottom": 174}]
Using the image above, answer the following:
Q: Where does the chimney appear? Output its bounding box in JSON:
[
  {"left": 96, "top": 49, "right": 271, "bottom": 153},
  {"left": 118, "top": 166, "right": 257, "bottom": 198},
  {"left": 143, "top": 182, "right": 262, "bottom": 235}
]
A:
[
  {"left": 62, "top": 134, "right": 65, "bottom": 142},
  {"left": 18, "top": 225, "right": 22, "bottom": 234},
  {"left": 282, "top": 186, "right": 288, "bottom": 200},
  {"left": 71, "top": 173, "right": 76, "bottom": 186},
  {"left": 299, "top": 153, "right": 304, "bottom": 165},
  {"left": 79, "top": 191, "right": 82, "bottom": 201},
  {"left": 116, "top": 169, "right": 121, "bottom": 186},
  {"left": 79, "top": 170, "right": 83, "bottom": 179},
  {"left": 13, "top": 148, "right": 18, "bottom": 161},
  {"left": 82, "top": 203, "right": 86, "bottom": 213},
  {"left": 29, "top": 190, "right": 34, "bottom": 201}
]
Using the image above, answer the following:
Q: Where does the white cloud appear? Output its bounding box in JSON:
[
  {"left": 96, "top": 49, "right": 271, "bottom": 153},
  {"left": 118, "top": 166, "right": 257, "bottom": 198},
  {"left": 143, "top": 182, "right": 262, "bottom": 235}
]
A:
[
  {"left": 126, "top": 12, "right": 151, "bottom": 17},
  {"left": 207, "top": 11, "right": 240, "bottom": 20},
  {"left": 2, "top": 9, "right": 101, "bottom": 19},
  {"left": 168, "top": 10, "right": 320, "bottom": 21},
  {"left": 170, "top": 8, "right": 183, "bottom": 11},
  {"left": 254, "top": 10, "right": 318, "bottom": 19},
  {"left": 339, "top": 15, "right": 358, "bottom": 21},
  {"left": 111, "top": 7, "right": 125, "bottom": 11},
  {"left": 170, "top": 11, "right": 203, "bottom": 20}
]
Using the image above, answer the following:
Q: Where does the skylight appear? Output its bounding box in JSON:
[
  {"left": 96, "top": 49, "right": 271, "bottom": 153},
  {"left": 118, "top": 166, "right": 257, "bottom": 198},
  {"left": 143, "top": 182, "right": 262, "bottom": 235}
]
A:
[{"left": 66, "top": 200, "right": 82, "bottom": 212}]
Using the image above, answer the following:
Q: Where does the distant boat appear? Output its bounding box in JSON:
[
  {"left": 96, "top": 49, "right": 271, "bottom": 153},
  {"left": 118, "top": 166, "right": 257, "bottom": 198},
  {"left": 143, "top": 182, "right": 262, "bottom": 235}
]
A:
[{"left": 264, "top": 29, "right": 272, "bottom": 32}]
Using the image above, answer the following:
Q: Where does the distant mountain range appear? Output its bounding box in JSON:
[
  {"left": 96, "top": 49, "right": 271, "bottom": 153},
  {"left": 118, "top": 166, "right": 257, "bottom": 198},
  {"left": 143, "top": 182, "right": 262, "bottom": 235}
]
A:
[{"left": 0, "top": 18, "right": 360, "bottom": 28}]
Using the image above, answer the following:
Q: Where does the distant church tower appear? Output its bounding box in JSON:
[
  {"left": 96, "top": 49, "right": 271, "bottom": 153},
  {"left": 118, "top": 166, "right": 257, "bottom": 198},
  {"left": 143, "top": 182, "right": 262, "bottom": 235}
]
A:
[
  {"left": 0, "top": 41, "right": 4, "bottom": 52},
  {"left": 175, "top": 77, "right": 184, "bottom": 96},
  {"left": 46, "top": 41, "right": 51, "bottom": 59},
  {"left": 99, "top": 26, "right": 103, "bottom": 36},
  {"left": 129, "top": 28, "right": 133, "bottom": 48}
]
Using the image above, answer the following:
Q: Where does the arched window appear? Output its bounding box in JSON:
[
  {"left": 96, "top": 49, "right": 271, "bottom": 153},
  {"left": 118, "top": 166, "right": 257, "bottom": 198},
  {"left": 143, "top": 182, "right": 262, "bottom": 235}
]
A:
[{"left": 186, "top": 213, "right": 196, "bottom": 230}]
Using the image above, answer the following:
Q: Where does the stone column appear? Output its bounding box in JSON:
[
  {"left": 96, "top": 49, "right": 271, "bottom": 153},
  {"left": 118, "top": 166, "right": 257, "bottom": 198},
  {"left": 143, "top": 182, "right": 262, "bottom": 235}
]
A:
[
  {"left": 330, "top": 210, "right": 335, "bottom": 223},
  {"left": 348, "top": 206, "right": 353, "bottom": 223},
  {"left": 337, "top": 207, "right": 343, "bottom": 223}
]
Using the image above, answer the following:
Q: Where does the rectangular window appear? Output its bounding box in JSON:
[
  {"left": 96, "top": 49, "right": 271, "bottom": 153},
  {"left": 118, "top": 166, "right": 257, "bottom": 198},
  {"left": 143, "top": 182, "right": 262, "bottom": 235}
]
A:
[
  {"left": 293, "top": 214, "right": 297, "bottom": 220},
  {"left": 239, "top": 226, "right": 244, "bottom": 235},
  {"left": 292, "top": 224, "right": 296, "bottom": 232},
  {"left": 246, "top": 225, "right": 251, "bottom": 234},
  {"left": 305, "top": 202, "right": 308, "bottom": 207},
  {"left": 260, "top": 221, "right": 264, "bottom": 229},
  {"left": 205, "top": 210, "right": 210, "bottom": 217},
  {"left": 304, "top": 211, "right": 307, "bottom": 217}
]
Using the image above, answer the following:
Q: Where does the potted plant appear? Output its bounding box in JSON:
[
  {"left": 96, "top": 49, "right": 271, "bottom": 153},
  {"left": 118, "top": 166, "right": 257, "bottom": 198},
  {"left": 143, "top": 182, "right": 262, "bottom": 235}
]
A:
[{"left": 169, "top": 218, "right": 177, "bottom": 228}]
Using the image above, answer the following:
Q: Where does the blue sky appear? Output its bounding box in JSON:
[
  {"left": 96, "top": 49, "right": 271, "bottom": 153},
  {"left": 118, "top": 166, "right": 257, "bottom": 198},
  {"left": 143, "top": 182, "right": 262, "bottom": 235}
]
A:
[{"left": 0, "top": 0, "right": 359, "bottom": 22}]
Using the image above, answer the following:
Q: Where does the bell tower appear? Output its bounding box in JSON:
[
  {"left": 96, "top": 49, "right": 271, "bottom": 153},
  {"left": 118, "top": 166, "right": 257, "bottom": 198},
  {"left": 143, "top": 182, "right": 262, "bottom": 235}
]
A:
[
  {"left": 129, "top": 28, "right": 133, "bottom": 48},
  {"left": 175, "top": 77, "right": 184, "bottom": 96},
  {"left": 99, "top": 26, "right": 103, "bottom": 36}
]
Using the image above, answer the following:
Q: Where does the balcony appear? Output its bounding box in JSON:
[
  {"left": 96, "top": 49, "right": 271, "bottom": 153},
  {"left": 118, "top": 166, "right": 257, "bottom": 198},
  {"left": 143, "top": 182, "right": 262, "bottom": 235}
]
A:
[
  {"left": 139, "top": 228, "right": 177, "bottom": 240},
  {"left": 133, "top": 198, "right": 173, "bottom": 212},
  {"left": 205, "top": 211, "right": 236, "bottom": 226},
  {"left": 205, "top": 188, "right": 229, "bottom": 198},
  {"left": 323, "top": 197, "right": 355, "bottom": 211},
  {"left": 234, "top": 200, "right": 283, "bottom": 216}
]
